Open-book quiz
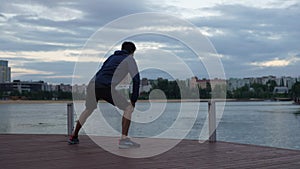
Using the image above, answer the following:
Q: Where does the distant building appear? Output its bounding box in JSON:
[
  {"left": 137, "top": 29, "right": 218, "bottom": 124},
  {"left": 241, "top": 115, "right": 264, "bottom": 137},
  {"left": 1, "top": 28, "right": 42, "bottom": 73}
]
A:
[
  {"left": 187, "top": 77, "right": 226, "bottom": 90},
  {"left": 57, "top": 83, "right": 72, "bottom": 92},
  {"left": 281, "top": 76, "right": 295, "bottom": 89},
  {"left": 197, "top": 79, "right": 209, "bottom": 89},
  {"left": 273, "top": 86, "right": 289, "bottom": 94},
  {"left": 0, "top": 60, "right": 11, "bottom": 83},
  {"left": 226, "top": 76, "right": 299, "bottom": 91},
  {"left": 227, "top": 78, "right": 250, "bottom": 91},
  {"left": 73, "top": 84, "right": 86, "bottom": 95},
  {"left": 261, "top": 75, "right": 276, "bottom": 85},
  {"left": 140, "top": 78, "right": 151, "bottom": 93},
  {"left": 0, "top": 80, "right": 47, "bottom": 93},
  {"left": 189, "top": 77, "right": 199, "bottom": 89},
  {"left": 209, "top": 78, "right": 227, "bottom": 89},
  {"left": 44, "top": 84, "right": 58, "bottom": 92},
  {"left": 116, "top": 74, "right": 131, "bottom": 90}
]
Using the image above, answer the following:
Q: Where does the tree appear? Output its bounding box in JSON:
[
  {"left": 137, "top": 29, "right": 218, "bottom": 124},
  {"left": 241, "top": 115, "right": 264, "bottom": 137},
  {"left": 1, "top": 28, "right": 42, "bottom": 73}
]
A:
[
  {"left": 211, "top": 84, "right": 227, "bottom": 99},
  {"left": 291, "top": 82, "right": 300, "bottom": 98},
  {"left": 231, "top": 85, "right": 248, "bottom": 98},
  {"left": 266, "top": 80, "right": 277, "bottom": 93}
]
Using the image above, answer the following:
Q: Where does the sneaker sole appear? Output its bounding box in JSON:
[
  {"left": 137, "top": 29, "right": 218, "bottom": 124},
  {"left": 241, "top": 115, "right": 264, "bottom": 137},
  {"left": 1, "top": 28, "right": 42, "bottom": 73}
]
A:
[
  {"left": 68, "top": 140, "right": 79, "bottom": 145},
  {"left": 118, "top": 144, "right": 140, "bottom": 149},
  {"left": 68, "top": 142, "right": 79, "bottom": 145}
]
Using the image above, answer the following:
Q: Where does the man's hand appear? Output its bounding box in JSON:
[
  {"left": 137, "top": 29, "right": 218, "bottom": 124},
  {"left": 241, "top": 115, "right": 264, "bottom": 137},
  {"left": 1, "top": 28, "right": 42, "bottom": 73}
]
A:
[{"left": 131, "top": 101, "right": 136, "bottom": 108}]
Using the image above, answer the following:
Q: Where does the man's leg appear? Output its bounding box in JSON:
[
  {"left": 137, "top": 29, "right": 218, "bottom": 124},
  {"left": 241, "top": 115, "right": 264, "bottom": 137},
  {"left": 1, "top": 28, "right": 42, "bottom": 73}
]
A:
[
  {"left": 121, "top": 105, "right": 134, "bottom": 139},
  {"left": 68, "top": 108, "right": 95, "bottom": 144},
  {"left": 72, "top": 108, "right": 94, "bottom": 137},
  {"left": 72, "top": 80, "right": 97, "bottom": 138},
  {"left": 119, "top": 104, "right": 140, "bottom": 148},
  {"left": 102, "top": 88, "right": 140, "bottom": 148}
]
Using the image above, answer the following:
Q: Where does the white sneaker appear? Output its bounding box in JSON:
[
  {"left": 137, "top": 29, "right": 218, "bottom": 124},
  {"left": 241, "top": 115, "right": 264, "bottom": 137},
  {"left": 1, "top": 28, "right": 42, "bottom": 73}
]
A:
[{"left": 119, "top": 138, "right": 140, "bottom": 149}]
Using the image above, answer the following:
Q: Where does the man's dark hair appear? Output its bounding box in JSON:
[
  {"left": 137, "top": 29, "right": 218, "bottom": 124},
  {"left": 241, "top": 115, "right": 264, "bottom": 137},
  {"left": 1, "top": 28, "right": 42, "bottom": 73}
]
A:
[{"left": 121, "top": 41, "right": 136, "bottom": 54}]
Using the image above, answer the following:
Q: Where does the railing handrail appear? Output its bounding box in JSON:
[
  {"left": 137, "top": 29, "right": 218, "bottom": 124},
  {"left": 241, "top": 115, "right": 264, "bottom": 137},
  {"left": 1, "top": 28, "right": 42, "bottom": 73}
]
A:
[{"left": 66, "top": 101, "right": 217, "bottom": 142}]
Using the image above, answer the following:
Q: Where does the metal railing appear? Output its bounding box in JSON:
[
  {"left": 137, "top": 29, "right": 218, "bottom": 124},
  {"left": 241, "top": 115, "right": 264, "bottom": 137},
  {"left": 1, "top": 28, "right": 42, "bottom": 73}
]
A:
[
  {"left": 66, "top": 101, "right": 217, "bottom": 142},
  {"left": 208, "top": 100, "right": 216, "bottom": 142},
  {"left": 67, "top": 103, "right": 74, "bottom": 136}
]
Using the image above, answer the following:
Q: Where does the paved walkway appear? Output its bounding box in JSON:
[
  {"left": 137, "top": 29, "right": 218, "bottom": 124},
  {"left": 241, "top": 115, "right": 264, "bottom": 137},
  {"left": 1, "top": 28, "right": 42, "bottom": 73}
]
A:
[{"left": 1, "top": 134, "right": 300, "bottom": 169}]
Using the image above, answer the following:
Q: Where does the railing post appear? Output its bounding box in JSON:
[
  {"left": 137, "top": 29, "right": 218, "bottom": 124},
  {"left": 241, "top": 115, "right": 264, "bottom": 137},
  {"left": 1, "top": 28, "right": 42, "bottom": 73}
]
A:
[
  {"left": 67, "top": 103, "right": 74, "bottom": 136},
  {"left": 208, "top": 100, "right": 216, "bottom": 142}
]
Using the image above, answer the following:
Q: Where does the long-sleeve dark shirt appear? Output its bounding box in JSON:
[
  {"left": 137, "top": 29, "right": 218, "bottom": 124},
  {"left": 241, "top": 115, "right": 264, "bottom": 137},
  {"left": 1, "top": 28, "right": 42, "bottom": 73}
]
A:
[{"left": 95, "top": 50, "right": 140, "bottom": 102}]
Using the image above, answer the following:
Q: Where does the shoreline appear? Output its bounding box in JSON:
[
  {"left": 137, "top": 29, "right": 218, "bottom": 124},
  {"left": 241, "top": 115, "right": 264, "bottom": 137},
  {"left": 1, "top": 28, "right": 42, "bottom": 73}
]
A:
[
  {"left": 0, "top": 100, "right": 74, "bottom": 104},
  {"left": 0, "top": 98, "right": 293, "bottom": 104}
]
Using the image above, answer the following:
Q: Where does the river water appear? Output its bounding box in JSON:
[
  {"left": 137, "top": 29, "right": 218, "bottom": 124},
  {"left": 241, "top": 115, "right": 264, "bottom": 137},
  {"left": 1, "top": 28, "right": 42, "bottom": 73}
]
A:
[{"left": 0, "top": 101, "right": 299, "bottom": 150}]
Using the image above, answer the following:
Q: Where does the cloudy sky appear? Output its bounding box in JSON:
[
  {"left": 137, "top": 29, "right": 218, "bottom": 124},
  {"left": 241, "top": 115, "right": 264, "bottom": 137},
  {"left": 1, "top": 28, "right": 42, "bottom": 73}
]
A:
[{"left": 0, "top": 0, "right": 299, "bottom": 84}]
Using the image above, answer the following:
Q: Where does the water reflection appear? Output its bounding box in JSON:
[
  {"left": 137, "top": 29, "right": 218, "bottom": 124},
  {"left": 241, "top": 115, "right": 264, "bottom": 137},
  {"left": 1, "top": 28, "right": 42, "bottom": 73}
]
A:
[
  {"left": 0, "top": 101, "right": 300, "bottom": 150},
  {"left": 0, "top": 104, "right": 11, "bottom": 133},
  {"left": 293, "top": 109, "right": 300, "bottom": 116}
]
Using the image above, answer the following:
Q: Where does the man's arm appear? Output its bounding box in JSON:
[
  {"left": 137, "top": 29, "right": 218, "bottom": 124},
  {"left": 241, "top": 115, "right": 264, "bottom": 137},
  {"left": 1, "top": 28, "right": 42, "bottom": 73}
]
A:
[{"left": 127, "top": 57, "right": 140, "bottom": 106}]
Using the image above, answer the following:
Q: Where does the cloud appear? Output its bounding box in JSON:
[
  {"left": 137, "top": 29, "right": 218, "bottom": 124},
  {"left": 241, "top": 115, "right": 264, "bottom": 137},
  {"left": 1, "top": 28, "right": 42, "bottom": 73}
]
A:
[
  {"left": 0, "top": 50, "right": 107, "bottom": 63},
  {"left": 12, "top": 67, "right": 53, "bottom": 74},
  {"left": 11, "top": 3, "right": 84, "bottom": 22},
  {"left": 160, "top": 0, "right": 300, "bottom": 9},
  {"left": 44, "top": 75, "right": 81, "bottom": 79},
  {"left": 0, "top": 0, "right": 300, "bottom": 83},
  {"left": 175, "top": 2, "right": 300, "bottom": 51},
  {"left": 250, "top": 56, "right": 300, "bottom": 67},
  {"left": 0, "top": 0, "right": 152, "bottom": 52},
  {"left": 0, "top": 13, "right": 6, "bottom": 22},
  {"left": 181, "top": 2, "right": 300, "bottom": 78},
  {"left": 12, "top": 67, "right": 54, "bottom": 80}
]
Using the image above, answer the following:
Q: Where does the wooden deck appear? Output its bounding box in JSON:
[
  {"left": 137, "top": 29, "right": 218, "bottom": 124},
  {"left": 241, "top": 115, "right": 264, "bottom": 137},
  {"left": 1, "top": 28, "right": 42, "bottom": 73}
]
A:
[{"left": 1, "top": 134, "right": 300, "bottom": 169}]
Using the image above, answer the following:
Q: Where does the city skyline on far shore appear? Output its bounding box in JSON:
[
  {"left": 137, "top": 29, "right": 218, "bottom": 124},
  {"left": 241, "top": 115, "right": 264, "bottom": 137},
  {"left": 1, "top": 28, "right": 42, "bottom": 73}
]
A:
[{"left": 1, "top": 59, "right": 300, "bottom": 85}]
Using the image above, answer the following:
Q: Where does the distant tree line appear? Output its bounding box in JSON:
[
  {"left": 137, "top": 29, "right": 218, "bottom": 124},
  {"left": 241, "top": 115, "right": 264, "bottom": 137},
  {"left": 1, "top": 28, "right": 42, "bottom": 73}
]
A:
[
  {"left": 1, "top": 79, "right": 300, "bottom": 100},
  {"left": 0, "top": 90, "right": 72, "bottom": 100},
  {"left": 228, "top": 80, "right": 300, "bottom": 99},
  {"left": 139, "top": 79, "right": 300, "bottom": 100},
  {"left": 139, "top": 78, "right": 211, "bottom": 100}
]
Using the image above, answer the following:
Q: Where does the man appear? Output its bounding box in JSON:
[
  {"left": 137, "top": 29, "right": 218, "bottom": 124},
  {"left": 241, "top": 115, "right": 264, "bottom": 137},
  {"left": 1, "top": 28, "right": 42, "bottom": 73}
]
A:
[{"left": 68, "top": 41, "right": 140, "bottom": 149}]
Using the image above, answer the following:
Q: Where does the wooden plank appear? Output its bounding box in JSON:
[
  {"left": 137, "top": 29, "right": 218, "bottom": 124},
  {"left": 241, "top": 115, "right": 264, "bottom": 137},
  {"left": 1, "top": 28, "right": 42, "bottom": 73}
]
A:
[{"left": 0, "top": 134, "right": 300, "bottom": 169}]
